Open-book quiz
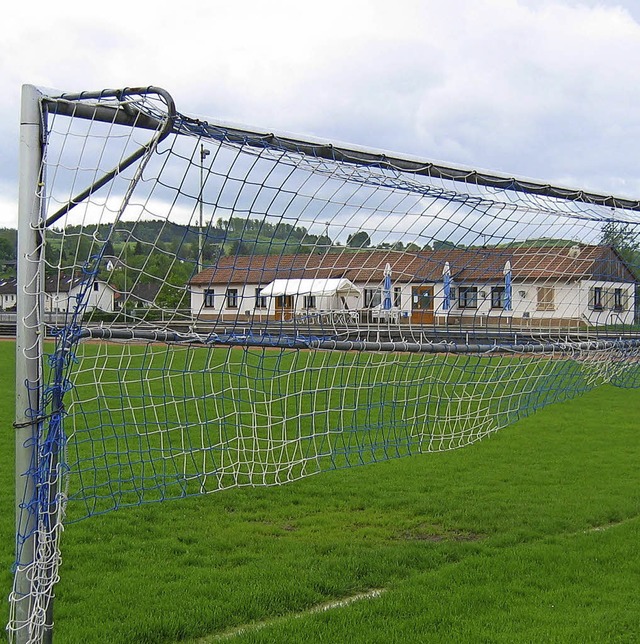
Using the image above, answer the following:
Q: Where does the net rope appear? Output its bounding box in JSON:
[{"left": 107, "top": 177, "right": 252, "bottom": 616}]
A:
[{"left": 8, "top": 86, "right": 640, "bottom": 641}]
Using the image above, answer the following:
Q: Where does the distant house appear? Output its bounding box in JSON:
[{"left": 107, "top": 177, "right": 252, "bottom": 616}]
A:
[
  {"left": 0, "top": 277, "right": 18, "bottom": 310},
  {"left": 103, "top": 255, "right": 123, "bottom": 273},
  {"left": 0, "top": 275, "right": 117, "bottom": 314},
  {"left": 188, "top": 245, "right": 637, "bottom": 328},
  {"left": 44, "top": 275, "right": 116, "bottom": 313}
]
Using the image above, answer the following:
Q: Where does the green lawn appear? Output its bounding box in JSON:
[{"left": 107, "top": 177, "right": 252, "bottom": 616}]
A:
[{"left": 1, "top": 340, "right": 639, "bottom": 642}]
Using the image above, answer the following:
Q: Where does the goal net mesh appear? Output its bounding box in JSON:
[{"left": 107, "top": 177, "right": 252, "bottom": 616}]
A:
[{"left": 9, "top": 85, "right": 640, "bottom": 641}]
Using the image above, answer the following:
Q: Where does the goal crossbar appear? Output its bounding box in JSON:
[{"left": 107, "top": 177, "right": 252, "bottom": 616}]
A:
[
  {"left": 36, "top": 84, "right": 640, "bottom": 227},
  {"left": 177, "top": 114, "right": 640, "bottom": 212}
]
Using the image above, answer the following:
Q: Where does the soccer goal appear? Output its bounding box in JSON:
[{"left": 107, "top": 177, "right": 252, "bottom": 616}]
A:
[{"left": 9, "top": 84, "right": 640, "bottom": 643}]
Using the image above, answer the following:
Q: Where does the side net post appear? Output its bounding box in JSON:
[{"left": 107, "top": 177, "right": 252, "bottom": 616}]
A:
[
  {"left": 12, "top": 85, "right": 48, "bottom": 644},
  {"left": 8, "top": 84, "right": 640, "bottom": 642}
]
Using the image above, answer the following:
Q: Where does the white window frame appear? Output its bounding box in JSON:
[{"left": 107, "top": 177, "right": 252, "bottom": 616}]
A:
[
  {"left": 226, "top": 288, "right": 238, "bottom": 309},
  {"left": 204, "top": 289, "right": 215, "bottom": 308},
  {"left": 458, "top": 286, "right": 478, "bottom": 309}
]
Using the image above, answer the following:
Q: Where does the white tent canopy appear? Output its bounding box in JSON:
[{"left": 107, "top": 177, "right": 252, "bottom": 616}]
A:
[{"left": 259, "top": 278, "right": 361, "bottom": 298}]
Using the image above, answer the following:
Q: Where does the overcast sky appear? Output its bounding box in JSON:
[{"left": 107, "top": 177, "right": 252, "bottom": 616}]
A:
[{"left": 2, "top": 0, "right": 640, "bottom": 229}]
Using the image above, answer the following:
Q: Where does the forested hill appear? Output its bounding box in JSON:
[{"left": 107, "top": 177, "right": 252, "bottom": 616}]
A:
[
  {"left": 1, "top": 219, "right": 637, "bottom": 281},
  {"left": 60, "top": 217, "right": 333, "bottom": 259},
  {"left": 0, "top": 218, "right": 333, "bottom": 272},
  {"left": 1, "top": 218, "right": 419, "bottom": 275}
]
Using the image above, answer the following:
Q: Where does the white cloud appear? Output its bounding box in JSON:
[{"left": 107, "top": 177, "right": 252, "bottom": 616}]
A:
[{"left": 2, "top": 0, "right": 640, "bottom": 228}]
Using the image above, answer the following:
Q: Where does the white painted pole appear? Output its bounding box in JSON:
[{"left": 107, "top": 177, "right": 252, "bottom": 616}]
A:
[
  {"left": 15, "top": 84, "right": 46, "bottom": 644},
  {"left": 198, "top": 143, "right": 210, "bottom": 273}
]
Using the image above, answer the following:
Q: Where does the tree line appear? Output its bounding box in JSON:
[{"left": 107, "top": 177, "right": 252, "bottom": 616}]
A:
[{"left": 2, "top": 220, "right": 639, "bottom": 284}]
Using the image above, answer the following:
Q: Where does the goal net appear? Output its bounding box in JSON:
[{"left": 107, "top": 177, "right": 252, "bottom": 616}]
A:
[{"left": 9, "top": 84, "right": 640, "bottom": 642}]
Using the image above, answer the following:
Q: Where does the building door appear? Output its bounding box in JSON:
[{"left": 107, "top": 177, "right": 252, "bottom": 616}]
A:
[
  {"left": 275, "top": 295, "right": 294, "bottom": 321},
  {"left": 411, "top": 286, "right": 434, "bottom": 324}
]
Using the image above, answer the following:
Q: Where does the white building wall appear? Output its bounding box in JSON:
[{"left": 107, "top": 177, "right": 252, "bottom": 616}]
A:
[
  {"left": 192, "top": 283, "right": 276, "bottom": 319},
  {"left": 1, "top": 293, "right": 17, "bottom": 309},
  {"left": 44, "top": 281, "right": 115, "bottom": 313},
  {"left": 442, "top": 281, "right": 583, "bottom": 321},
  {"left": 81, "top": 282, "right": 115, "bottom": 312},
  {"left": 192, "top": 278, "right": 636, "bottom": 327},
  {"left": 45, "top": 292, "right": 70, "bottom": 313},
  {"left": 443, "top": 279, "right": 636, "bottom": 325},
  {"left": 192, "top": 283, "right": 362, "bottom": 319},
  {"left": 435, "top": 281, "right": 516, "bottom": 318},
  {"left": 580, "top": 280, "right": 635, "bottom": 326},
  {"left": 505, "top": 280, "right": 634, "bottom": 325}
]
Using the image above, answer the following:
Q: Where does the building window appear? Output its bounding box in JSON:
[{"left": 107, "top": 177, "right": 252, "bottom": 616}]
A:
[
  {"left": 589, "top": 286, "right": 604, "bottom": 310},
  {"left": 303, "top": 295, "right": 317, "bottom": 309},
  {"left": 613, "top": 288, "right": 625, "bottom": 311},
  {"left": 226, "top": 288, "right": 238, "bottom": 309},
  {"left": 458, "top": 287, "right": 478, "bottom": 309},
  {"left": 491, "top": 286, "right": 505, "bottom": 309},
  {"left": 536, "top": 286, "right": 555, "bottom": 311},
  {"left": 204, "top": 289, "right": 215, "bottom": 308},
  {"left": 364, "top": 288, "right": 381, "bottom": 308},
  {"left": 255, "top": 287, "right": 267, "bottom": 309},
  {"left": 393, "top": 287, "right": 401, "bottom": 307}
]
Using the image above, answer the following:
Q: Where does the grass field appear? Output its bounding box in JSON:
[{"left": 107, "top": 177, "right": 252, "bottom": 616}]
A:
[{"left": 1, "top": 339, "right": 640, "bottom": 642}]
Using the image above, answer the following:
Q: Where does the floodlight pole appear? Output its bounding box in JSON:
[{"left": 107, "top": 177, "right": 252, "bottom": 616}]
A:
[
  {"left": 197, "top": 143, "right": 210, "bottom": 273},
  {"left": 15, "top": 85, "right": 47, "bottom": 643}
]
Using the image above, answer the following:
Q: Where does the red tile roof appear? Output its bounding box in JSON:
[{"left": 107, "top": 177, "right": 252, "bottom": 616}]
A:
[{"left": 189, "top": 244, "right": 635, "bottom": 286}]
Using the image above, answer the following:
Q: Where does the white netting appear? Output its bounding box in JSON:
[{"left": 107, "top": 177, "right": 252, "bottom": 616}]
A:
[{"left": 8, "top": 85, "right": 640, "bottom": 642}]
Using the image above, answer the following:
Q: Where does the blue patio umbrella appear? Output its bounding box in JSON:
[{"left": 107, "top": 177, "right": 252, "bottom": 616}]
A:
[
  {"left": 383, "top": 263, "right": 392, "bottom": 310},
  {"left": 503, "top": 260, "right": 512, "bottom": 311},
  {"left": 442, "top": 261, "right": 451, "bottom": 310}
]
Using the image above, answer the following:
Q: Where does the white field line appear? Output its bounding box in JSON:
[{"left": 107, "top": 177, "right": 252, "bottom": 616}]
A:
[
  {"left": 583, "top": 515, "right": 638, "bottom": 534},
  {"left": 206, "top": 588, "right": 387, "bottom": 642}
]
